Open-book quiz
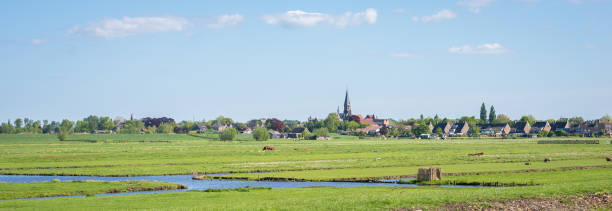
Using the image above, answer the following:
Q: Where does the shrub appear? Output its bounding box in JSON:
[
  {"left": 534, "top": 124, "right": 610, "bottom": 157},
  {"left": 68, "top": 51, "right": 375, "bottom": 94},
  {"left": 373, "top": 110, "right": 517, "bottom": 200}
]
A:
[
  {"left": 57, "top": 132, "right": 67, "bottom": 141},
  {"left": 219, "top": 128, "right": 237, "bottom": 141},
  {"left": 313, "top": 128, "right": 329, "bottom": 138},
  {"left": 252, "top": 127, "right": 269, "bottom": 141}
]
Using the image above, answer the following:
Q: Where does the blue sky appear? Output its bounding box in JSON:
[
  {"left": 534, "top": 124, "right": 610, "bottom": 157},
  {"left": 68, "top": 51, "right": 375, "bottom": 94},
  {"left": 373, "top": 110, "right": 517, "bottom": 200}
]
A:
[{"left": 1, "top": 0, "right": 611, "bottom": 122}]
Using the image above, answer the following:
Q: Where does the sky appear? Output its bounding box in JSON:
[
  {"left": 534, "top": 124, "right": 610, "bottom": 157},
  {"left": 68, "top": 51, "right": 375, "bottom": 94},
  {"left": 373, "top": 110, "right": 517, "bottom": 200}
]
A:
[{"left": 1, "top": 0, "right": 611, "bottom": 122}]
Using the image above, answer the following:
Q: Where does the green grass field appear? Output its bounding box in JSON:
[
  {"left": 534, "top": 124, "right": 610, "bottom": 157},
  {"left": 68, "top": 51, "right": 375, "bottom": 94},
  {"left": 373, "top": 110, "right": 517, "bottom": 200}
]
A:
[
  {"left": 0, "top": 134, "right": 611, "bottom": 210},
  {"left": 0, "top": 180, "right": 185, "bottom": 200}
]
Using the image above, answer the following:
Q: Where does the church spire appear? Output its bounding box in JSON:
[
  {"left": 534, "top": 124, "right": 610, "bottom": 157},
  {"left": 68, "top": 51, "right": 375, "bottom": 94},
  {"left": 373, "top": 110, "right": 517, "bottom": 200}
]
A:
[{"left": 343, "top": 89, "right": 351, "bottom": 120}]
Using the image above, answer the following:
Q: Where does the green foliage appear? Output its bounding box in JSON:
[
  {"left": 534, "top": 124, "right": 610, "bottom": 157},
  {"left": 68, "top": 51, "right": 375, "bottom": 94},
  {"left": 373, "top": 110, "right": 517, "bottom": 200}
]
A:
[
  {"left": 57, "top": 132, "right": 67, "bottom": 141},
  {"left": 434, "top": 128, "right": 443, "bottom": 136},
  {"left": 493, "top": 114, "right": 511, "bottom": 124},
  {"left": 119, "top": 120, "right": 145, "bottom": 134},
  {"left": 325, "top": 113, "right": 341, "bottom": 132},
  {"left": 412, "top": 123, "right": 430, "bottom": 136},
  {"left": 156, "top": 123, "right": 175, "bottom": 134},
  {"left": 520, "top": 115, "right": 536, "bottom": 125},
  {"left": 252, "top": 127, "right": 269, "bottom": 141},
  {"left": 538, "top": 130, "right": 549, "bottom": 137},
  {"left": 75, "top": 120, "right": 89, "bottom": 133},
  {"left": 488, "top": 105, "right": 496, "bottom": 123},
  {"left": 312, "top": 128, "right": 329, "bottom": 138},
  {"left": 213, "top": 116, "right": 234, "bottom": 126},
  {"left": 219, "top": 128, "right": 237, "bottom": 141},
  {"left": 480, "top": 103, "right": 487, "bottom": 123},
  {"left": 59, "top": 119, "right": 74, "bottom": 133},
  {"left": 554, "top": 130, "right": 569, "bottom": 137}
]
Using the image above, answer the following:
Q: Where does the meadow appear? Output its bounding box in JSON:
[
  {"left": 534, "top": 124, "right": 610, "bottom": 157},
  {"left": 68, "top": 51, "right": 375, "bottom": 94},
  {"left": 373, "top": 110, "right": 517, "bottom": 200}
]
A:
[{"left": 0, "top": 134, "right": 611, "bottom": 210}]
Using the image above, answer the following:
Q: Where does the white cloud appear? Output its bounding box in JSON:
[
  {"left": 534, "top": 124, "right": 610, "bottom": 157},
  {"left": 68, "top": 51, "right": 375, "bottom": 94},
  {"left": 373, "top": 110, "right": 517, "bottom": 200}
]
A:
[
  {"left": 389, "top": 52, "right": 423, "bottom": 58},
  {"left": 413, "top": 9, "right": 456, "bottom": 23},
  {"left": 449, "top": 43, "right": 509, "bottom": 54},
  {"left": 69, "top": 16, "right": 190, "bottom": 39},
  {"left": 30, "top": 39, "right": 46, "bottom": 45},
  {"left": 207, "top": 14, "right": 244, "bottom": 28},
  {"left": 393, "top": 8, "right": 406, "bottom": 14},
  {"left": 457, "top": 0, "right": 495, "bottom": 13},
  {"left": 262, "top": 8, "right": 377, "bottom": 28}
]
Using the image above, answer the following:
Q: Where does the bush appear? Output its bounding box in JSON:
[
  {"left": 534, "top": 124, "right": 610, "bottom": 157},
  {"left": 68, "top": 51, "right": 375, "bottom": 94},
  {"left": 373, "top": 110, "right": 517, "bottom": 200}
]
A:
[
  {"left": 57, "top": 132, "right": 67, "bottom": 141},
  {"left": 313, "top": 128, "right": 329, "bottom": 138},
  {"left": 219, "top": 128, "right": 237, "bottom": 141},
  {"left": 252, "top": 127, "right": 269, "bottom": 141}
]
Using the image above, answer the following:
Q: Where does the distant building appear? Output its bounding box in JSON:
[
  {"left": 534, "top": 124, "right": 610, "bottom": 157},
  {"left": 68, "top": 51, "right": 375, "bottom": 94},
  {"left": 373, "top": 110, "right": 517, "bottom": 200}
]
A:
[
  {"left": 449, "top": 122, "right": 469, "bottom": 136},
  {"left": 192, "top": 123, "right": 208, "bottom": 133},
  {"left": 551, "top": 120, "right": 570, "bottom": 132},
  {"left": 479, "top": 123, "right": 511, "bottom": 136},
  {"left": 530, "top": 121, "right": 551, "bottom": 133},
  {"left": 433, "top": 122, "right": 453, "bottom": 134},
  {"left": 511, "top": 122, "right": 531, "bottom": 135}
]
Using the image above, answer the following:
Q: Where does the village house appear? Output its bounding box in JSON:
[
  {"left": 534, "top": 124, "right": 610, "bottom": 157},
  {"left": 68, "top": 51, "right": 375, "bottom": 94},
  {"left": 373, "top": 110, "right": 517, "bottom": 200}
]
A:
[
  {"left": 530, "top": 121, "right": 551, "bottom": 133},
  {"left": 551, "top": 120, "right": 570, "bottom": 132},
  {"left": 191, "top": 123, "right": 208, "bottom": 133},
  {"left": 479, "top": 123, "right": 511, "bottom": 136},
  {"left": 574, "top": 120, "right": 612, "bottom": 137},
  {"left": 511, "top": 122, "right": 531, "bottom": 135},
  {"left": 433, "top": 122, "right": 453, "bottom": 134},
  {"left": 288, "top": 127, "right": 308, "bottom": 139},
  {"left": 449, "top": 122, "right": 469, "bottom": 136},
  {"left": 212, "top": 123, "right": 231, "bottom": 131}
]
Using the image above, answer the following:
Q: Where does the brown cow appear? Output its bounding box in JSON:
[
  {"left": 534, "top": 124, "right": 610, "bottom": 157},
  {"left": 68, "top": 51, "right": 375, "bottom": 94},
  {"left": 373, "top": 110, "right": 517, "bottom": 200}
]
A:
[
  {"left": 524, "top": 162, "right": 531, "bottom": 165},
  {"left": 468, "top": 152, "right": 484, "bottom": 157},
  {"left": 262, "top": 146, "right": 275, "bottom": 151},
  {"left": 606, "top": 157, "right": 611, "bottom": 162}
]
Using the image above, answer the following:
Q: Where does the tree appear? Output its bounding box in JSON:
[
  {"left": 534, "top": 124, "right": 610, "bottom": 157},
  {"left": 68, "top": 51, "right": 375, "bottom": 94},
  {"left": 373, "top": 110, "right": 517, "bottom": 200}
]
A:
[
  {"left": 480, "top": 103, "right": 487, "bottom": 123},
  {"left": 267, "top": 118, "right": 285, "bottom": 132},
  {"left": 74, "top": 120, "right": 89, "bottom": 133},
  {"left": 569, "top": 116, "right": 584, "bottom": 124},
  {"left": 14, "top": 118, "right": 23, "bottom": 129},
  {"left": 519, "top": 115, "right": 536, "bottom": 125},
  {"left": 252, "top": 127, "right": 269, "bottom": 141},
  {"left": 493, "top": 114, "right": 511, "bottom": 124},
  {"left": 601, "top": 114, "right": 612, "bottom": 123},
  {"left": 346, "top": 121, "right": 360, "bottom": 131},
  {"left": 313, "top": 128, "right": 329, "bottom": 138},
  {"left": 85, "top": 115, "right": 99, "bottom": 133},
  {"left": 434, "top": 128, "right": 443, "bottom": 136},
  {"left": 412, "top": 123, "right": 430, "bottom": 136},
  {"left": 538, "top": 130, "right": 549, "bottom": 138},
  {"left": 213, "top": 116, "right": 234, "bottom": 126},
  {"left": 325, "top": 113, "right": 340, "bottom": 132},
  {"left": 59, "top": 119, "right": 74, "bottom": 133},
  {"left": 99, "top": 117, "right": 114, "bottom": 131},
  {"left": 489, "top": 106, "right": 496, "bottom": 123},
  {"left": 120, "top": 120, "right": 145, "bottom": 134},
  {"left": 156, "top": 123, "right": 175, "bottom": 134},
  {"left": 219, "top": 128, "right": 237, "bottom": 141}
]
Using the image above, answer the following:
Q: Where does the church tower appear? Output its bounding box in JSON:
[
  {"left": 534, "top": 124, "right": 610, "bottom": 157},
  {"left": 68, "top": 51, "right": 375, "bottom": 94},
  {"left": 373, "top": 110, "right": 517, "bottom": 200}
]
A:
[{"left": 343, "top": 89, "right": 352, "bottom": 120}]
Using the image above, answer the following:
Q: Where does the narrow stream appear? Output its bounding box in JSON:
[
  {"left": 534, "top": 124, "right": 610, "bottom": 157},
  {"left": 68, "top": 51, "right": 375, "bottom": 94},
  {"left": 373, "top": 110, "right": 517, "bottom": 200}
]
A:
[{"left": 0, "top": 174, "right": 486, "bottom": 201}]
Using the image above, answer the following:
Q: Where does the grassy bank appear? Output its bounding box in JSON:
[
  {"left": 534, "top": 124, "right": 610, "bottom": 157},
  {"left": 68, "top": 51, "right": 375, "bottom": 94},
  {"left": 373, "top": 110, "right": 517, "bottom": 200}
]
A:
[{"left": 0, "top": 180, "right": 186, "bottom": 200}]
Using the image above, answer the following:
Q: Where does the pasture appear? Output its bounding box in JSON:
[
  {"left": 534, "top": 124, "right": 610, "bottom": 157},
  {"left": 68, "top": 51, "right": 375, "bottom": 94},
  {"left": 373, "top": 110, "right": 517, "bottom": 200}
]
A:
[{"left": 0, "top": 134, "right": 611, "bottom": 210}]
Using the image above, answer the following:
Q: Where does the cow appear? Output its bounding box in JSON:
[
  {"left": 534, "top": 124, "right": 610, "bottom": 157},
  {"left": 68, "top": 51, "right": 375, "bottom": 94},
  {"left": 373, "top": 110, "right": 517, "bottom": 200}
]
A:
[
  {"left": 262, "top": 146, "right": 275, "bottom": 151},
  {"left": 544, "top": 157, "right": 552, "bottom": 162},
  {"left": 468, "top": 152, "right": 484, "bottom": 157}
]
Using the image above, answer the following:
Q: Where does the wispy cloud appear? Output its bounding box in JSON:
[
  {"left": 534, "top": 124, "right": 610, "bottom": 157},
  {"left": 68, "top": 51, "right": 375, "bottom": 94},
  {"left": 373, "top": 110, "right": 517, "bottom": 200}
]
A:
[
  {"left": 393, "top": 8, "right": 406, "bottom": 14},
  {"left": 69, "top": 16, "right": 190, "bottom": 39},
  {"left": 206, "top": 14, "right": 244, "bottom": 29},
  {"left": 262, "top": 8, "right": 378, "bottom": 28},
  {"left": 449, "top": 43, "right": 509, "bottom": 54},
  {"left": 457, "top": 0, "right": 495, "bottom": 13},
  {"left": 389, "top": 52, "right": 423, "bottom": 59},
  {"left": 30, "top": 38, "right": 46, "bottom": 45},
  {"left": 412, "top": 9, "right": 456, "bottom": 23}
]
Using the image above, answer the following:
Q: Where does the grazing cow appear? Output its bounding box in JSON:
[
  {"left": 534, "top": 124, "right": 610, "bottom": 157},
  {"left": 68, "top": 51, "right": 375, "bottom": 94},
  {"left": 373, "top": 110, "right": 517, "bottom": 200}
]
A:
[
  {"left": 262, "top": 146, "right": 275, "bottom": 151},
  {"left": 524, "top": 162, "right": 531, "bottom": 165},
  {"left": 468, "top": 152, "right": 484, "bottom": 157},
  {"left": 544, "top": 157, "right": 552, "bottom": 162},
  {"left": 606, "top": 157, "right": 611, "bottom": 162}
]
